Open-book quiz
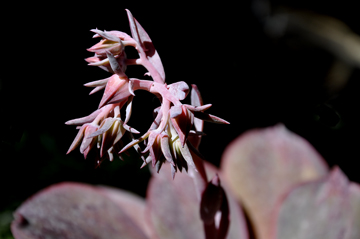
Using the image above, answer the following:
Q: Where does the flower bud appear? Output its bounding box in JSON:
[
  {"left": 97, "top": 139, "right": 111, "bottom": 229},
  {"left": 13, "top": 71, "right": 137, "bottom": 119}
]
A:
[{"left": 87, "top": 30, "right": 124, "bottom": 57}]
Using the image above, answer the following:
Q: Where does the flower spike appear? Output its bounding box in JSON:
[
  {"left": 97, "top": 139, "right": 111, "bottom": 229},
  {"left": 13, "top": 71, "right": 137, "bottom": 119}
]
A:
[{"left": 66, "top": 9, "right": 228, "bottom": 176}]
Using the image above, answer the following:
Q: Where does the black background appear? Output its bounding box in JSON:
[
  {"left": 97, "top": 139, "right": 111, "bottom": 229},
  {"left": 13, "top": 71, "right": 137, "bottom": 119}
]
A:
[{"left": 1, "top": 0, "right": 360, "bottom": 223}]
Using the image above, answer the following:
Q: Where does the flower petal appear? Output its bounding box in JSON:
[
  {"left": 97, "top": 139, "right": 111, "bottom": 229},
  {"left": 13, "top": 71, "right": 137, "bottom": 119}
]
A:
[
  {"left": 88, "top": 118, "right": 117, "bottom": 138},
  {"left": 90, "top": 29, "right": 120, "bottom": 42},
  {"left": 66, "top": 124, "right": 87, "bottom": 154},
  {"left": 184, "top": 104, "right": 212, "bottom": 112},
  {"left": 179, "top": 142, "right": 196, "bottom": 170},
  {"left": 168, "top": 81, "right": 189, "bottom": 100},
  {"left": 65, "top": 109, "right": 102, "bottom": 126},
  {"left": 160, "top": 135, "right": 175, "bottom": 166},
  {"left": 106, "top": 51, "right": 126, "bottom": 77},
  {"left": 84, "top": 77, "right": 110, "bottom": 88},
  {"left": 80, "top": 124, "right": 98, "bottom": 154},
  {"left": 124, "top": 96, "right": 133, "bottom": 124},
  {"left": 119, "top": 131, "right": 150, "bottom": 154},
  {"left": 193, "top": 112, "right": 230, "bottom": 124},
  {"left": 170, "top": 105, "right": 182, "bottom": 118},
  {"left": 99, "top": 74, "right": 127, "bottom": 108}
]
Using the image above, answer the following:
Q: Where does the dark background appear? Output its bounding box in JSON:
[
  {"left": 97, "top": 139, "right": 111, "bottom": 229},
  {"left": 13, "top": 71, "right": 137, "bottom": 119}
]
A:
[{"left": 1, "top": 0, "right": 360, "bottom": 236}]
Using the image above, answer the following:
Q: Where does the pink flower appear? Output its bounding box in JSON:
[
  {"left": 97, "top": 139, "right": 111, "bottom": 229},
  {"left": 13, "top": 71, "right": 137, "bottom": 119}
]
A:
[
  {"left": 85, "top": 29, "right": 134, "bottom": 74},
  {"left": 66, "top": 103, "right": 139, "bottom": 165},
  {"left": 66, "top": 9, "right": 229, "bottom": 174}
]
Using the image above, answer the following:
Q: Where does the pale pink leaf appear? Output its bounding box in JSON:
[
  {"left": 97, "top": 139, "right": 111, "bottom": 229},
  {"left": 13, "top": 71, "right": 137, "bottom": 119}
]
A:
[
  {"left": 147, "top": 162, "right": 248, "bottom": 239},
  {"left": 126, "top": 9, "right": 165, "bottom": 83},
  {"left": 11, "top": 182, "right": 150, "bottom": 239},
  {"left": 274, "top": 167, "right": 360, "bottom": 239},
  {"left": 221, "top": 124, "right": 328, "bottom": 239}
]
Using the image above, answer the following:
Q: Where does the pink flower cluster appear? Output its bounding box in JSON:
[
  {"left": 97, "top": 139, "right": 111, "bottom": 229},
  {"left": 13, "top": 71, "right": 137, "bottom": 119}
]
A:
[{"left": 66, "top": 9, "right": 229, "bottom": 177}]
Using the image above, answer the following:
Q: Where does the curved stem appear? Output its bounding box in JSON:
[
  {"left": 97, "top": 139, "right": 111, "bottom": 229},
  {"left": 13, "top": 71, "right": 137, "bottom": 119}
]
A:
[{"left": 150, "top": 82, "right": 182, "bottom": 106}]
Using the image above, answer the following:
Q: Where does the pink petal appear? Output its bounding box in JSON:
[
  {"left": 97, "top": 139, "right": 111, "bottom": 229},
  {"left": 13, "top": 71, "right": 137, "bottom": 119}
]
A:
[
  {"left": 171, "top": 106, "right": 193, "bottom": 146},
  {"left": 168, "top": 81, "right": 189, "bottom": 100},
  {"left": 193, "top": 112, "right": 230, "bottom": 124},
  {"left": 160, "top": 135, "right": 175, "bottom": 166},
  {"left": 170, "top": 105, "right": 182, "bottom": 118},
  {"left": 178, "top": 142, "right": 196, "bottom": 169},
  {"left": 84, "top": 77, "right": 110, "bottom": 88},
  {"left": 90, "top": 29, "right": 120, "bottom": 42},
  {"left": 66, "top": 124, "right": 87, "bottom": 154},
  {"left": 190, "top": 84, "right": 203, "bottom": 107},
  {"left": 88, "top": 118, "right": 117, "bottom": 138},
  {"left": 106, "top": 81, "right": 131, "bottom": 106},
  {"left": 141, "top": 131, "right": 159, "bottom": 153},
  {"left": 119, "top": 131, "right": 150, "bottom": 154},
  {"left": 184, "top": 104, "right": 212, "bottom": 112},
  {"left": 80, "top": 124, "right": 98, "bottom": 154},
  {"left": 89, "top": 85, "right": 106, "bottom": 95},
  {"left": 124, "top": 96, "right": 133, "bottom": 124},
  {"left": 65, "top": 109, "right": 102, "bottom": 126},
  {"left": 98, "top": 74, "right": 127, "bottom": 108},
  {"left": 105, "top": 51, "right": 126, "bottom": 77}
]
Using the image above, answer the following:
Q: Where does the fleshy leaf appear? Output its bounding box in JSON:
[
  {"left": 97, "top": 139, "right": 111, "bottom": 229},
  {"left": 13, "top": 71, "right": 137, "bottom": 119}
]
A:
[
  {"left": 147, "top": 162, "right": 248, "bottom": 239},
  {"left": 221, "top": 124, "right": 328, "bottom": 239},
  {"left": 200, "top": 175, "right": 223, "bottom": 224},
  {"left": 126, "top": 9, "right": 165, "bottom": 83},
  {"left": 274, "top": 167, "right": 360, "bottom": 239},
  {"left": 11, "top": 182, "right": 150, "bottom": 239},
  {"left": 97, "top": 186, "right": 153, "bottom": 238}
]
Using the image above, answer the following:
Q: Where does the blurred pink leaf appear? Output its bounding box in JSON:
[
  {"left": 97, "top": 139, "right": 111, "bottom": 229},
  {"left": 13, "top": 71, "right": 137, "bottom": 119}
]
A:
[
  {"left": 274, "top": 167, "right": 360, "bottom": 239},
  {"left": 221, "top": 124, "right": 329, "bottom": 239},
  {"left": 11, "top": 182, "right": 150, "bottom": 239},
  {"left": 146, "top": 162, "right": 248, "bottom": 239}
]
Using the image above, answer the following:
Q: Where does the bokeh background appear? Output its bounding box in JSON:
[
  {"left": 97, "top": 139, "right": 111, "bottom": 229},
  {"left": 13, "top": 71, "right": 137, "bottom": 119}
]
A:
[{"left": 1, "top": 0, "right": 360, "bottom": 237}]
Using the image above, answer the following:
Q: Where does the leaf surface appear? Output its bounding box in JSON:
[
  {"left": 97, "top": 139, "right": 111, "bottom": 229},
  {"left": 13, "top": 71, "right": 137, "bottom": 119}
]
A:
[
  {"left": 147, "top": 162, "right": 248, "bottom": 239},
  {"left": 11, "top": 182, "right": 150, "bottom": 239},
  {"left": 221, "top": 124, "right": 328, "bottom": 239},
  {"left": 275, "top": 167, "right": 360, "bottom": 239}
]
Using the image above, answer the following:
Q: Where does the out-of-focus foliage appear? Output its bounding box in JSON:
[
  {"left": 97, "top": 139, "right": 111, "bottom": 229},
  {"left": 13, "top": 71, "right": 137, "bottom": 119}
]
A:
[{"left": 10, "top": 125, "right": 360, "bottom": 239}]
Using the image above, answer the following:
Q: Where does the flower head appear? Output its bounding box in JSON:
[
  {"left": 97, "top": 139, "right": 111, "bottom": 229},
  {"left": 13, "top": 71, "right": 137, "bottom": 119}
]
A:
[
  {"left": 66, "top": 103, "right": 139, "bottom": 165},
  {"left": 66, "top": 10, "right": 229, "bottom": 175},
  {"left": 85, "top": 29, "right": 130, "bottom": 74}
]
